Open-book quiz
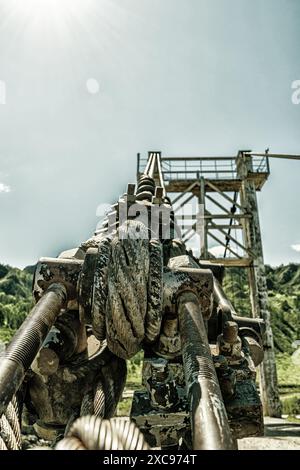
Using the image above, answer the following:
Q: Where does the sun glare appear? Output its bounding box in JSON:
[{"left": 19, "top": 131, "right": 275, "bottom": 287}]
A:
[
  {"left": 11, "top": 0, "right": 94, "bottom": 16},
  {"left": 5, "top": 0, "right": 100, "bottom": 34}
]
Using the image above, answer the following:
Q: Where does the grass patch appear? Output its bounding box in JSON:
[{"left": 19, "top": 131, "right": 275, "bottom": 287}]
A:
[
  {"left": 281, "top": 394, "right": 300, "bottom": 415},
  {"left": 276, "top": 353, "right": 300, "bottom": 394},
  {"left": 286, "top": 415, "right": 300, "bottom": 423},
  {"left": 277, "top": 352, "right": 300, "bottom": 416},
  {"left": 117, "top": 351, "right": 144, "bottom": 417},
  {"left": 117, "top": 398, "right": 133, "bottom": 417},
  {"left": 0, "top": 327, "right": 15, "bottom": 344}
]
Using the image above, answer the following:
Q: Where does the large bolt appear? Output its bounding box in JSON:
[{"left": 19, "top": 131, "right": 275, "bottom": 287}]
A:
[
  {"left": 217, "top": 321, "right": 242, "bottom": 363},
  {"left": 31, "top": 348, "right": 59, "bottom": 376},
  {"left": 223, "top": 321, "right": 239, "bottom": 343}
]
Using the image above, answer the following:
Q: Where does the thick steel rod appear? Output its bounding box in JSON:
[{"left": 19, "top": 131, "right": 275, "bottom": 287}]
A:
[
  {"left": 213, "top": 277, "right": 265, "bottom": 336},
  {"left": 247, "top": 152, "right": 300, "bottom": 160},
  {"left": 178, "top": 291, "right": 236, "bottom": 450},
  {"left": 0, "top": 283, "right": 67, "bottom": 416}
]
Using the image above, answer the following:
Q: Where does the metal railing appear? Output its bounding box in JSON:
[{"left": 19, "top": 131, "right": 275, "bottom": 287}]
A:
[{"left": 137, "top": 154, "right": 269, "bottom": 182}]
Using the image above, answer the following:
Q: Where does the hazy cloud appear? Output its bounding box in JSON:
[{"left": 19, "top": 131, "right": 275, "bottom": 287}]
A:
[
  {"left": 209, "top": 245, "right": 225, "bottom": 258},
  {"left": 0, "top": 183, "right": 11, "bottom": 193},
  {"left": 291, "top": 244, "right": 300, "bottom": 253}
]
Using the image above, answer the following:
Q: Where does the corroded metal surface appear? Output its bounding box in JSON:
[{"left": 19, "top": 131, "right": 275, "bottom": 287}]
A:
[
  {"left": 0, "top": 151, "right": 267, "bottom": 451},
  {"left": 0, "top": 283, "right": 67, "bottom": 417},
  {"left": 144, "top": 239, "right": 163, "bottom": 344},
  {"left": 178, "top": 292, "right": 237, "bottom": 450}
]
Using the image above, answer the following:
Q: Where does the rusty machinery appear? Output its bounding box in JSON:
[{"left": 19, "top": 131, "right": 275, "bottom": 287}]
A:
[{"left": 0, "top": 152, "right": 265, "bottom": 450}]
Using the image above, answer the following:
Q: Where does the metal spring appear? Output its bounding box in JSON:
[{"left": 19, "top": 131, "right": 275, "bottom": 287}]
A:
[
  {"left": 136, "top": 175, "right": 156, "bottom": 201},
  {"left": 56, "top": 416, "right": 149, "bottom": 450}
]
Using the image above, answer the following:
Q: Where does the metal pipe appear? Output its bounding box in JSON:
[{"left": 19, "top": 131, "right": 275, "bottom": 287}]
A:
[
  {"left": 162, "top": 157, "right": 236, "bottom": 161},
  {"left": 213, "top": 278, "right": 265, "bottom": 336},
  {"left": 178, "top": 291, "right": 236, "bottom": 450},
  {"left": 144, "top": 152, "right": 155, "bottom": 176},
  {"left": 247, "top": 152, "right": 300, "bottom": 160},
  {"left": 147, "top": 154, "right": 157, "bottom": 179},
  {"left": 0, "top": 283, "right": 67, "bottom": 416}
]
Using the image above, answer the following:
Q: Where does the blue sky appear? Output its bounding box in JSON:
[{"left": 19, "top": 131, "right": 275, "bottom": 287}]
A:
[{"left": 0, "top": 0, "right": 299, "bottom": 268}]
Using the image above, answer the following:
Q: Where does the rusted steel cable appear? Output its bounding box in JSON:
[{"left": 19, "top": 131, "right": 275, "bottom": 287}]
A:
[
  {"left": 0, "top": 435, "right": 7, "bottom": 450},
  {"left": 144, "top": 239, "right": 163, "bottom": 343},
  {"left": 0, "top": 283, "right": 67, "bottom": 416},
  {"left": 79, "top": 352, "right": 126, "bottom": 420},
  {"left": 0, "top": 396, "right": 22, "bottom": 450},
  {"left": 93, "top": 220, "right": 163, "bottom": 360},
  {"left": 80, "top": 392, "right": 94, "bottom": 417},
  {"left": 3, "top": 399, "right": 22, "bottom": 449},
  {"left": 92, "top": 238, "right": 111, "bottom": 341},
  {"left": 178, "top": 291, "right": 237, "bottom": 450},
  {"left": 56, "top": 416, "right": 149, "bottom": 450},
  {"left": 93, "top": 381, "right": 106, "bottom": 418},
  {"left": 0, "top": 413, "right": 19, "bottom": 450}
]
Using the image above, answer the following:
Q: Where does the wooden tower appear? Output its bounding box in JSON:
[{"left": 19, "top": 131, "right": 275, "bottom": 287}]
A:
[{"left": 137, "top": 150, "right": 282, "bottom": 417}]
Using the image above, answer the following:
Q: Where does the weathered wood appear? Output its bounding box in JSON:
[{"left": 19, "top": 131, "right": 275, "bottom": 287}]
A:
[
  {"left": 207, "top": 258, "right": 252, "bottom": 268},
  {"left": 204, "top": 214, "right": 251, "bottom": 219},
  {"left": 171, "top": 181, "right": 199, "bottom": 205},
  {"left": 206, "top": 180, "right": 244, "bottom": 212},
  {"left": 207, "top": 231, "right": 242, "bottom": 259},
  {"left": 206, "top": 193, "right": 237, "bottom": 217},
  {"left": 207, "top": 224, "right": 243, "bottom": 230},
  {"left": 199, "top": 177, "right": 208, "bottom": 258},
  {"left": 165, "top": 176, "right": 268, "bottom": 193},
  {"left": 238, "top": 153, "right": 281, "bottom": 418},
  {"left": 206, "top": 212, "right": 253, "bottom": 256}
]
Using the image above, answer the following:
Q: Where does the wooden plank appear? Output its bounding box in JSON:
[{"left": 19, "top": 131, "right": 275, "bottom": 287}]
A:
[
  {"left": 205, "top": 258, "right": 252, "bottom": 267},
  {"left": 165, "top": 173, "right": 269, "bottom": 193},
  {"left": 204, "top": 214, "right": 251, "bottom": 219},
  {"left": 165, "top": 179, "right": 243, "bottom": 193},
  {"left": 207, "top": 224, "right": 243, "bottom": 229}
]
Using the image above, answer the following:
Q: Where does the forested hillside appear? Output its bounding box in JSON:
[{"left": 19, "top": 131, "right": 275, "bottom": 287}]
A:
[
  {"left": 0, "top": 262, "right": 299, "bottom": 354},
  {"left": 0, "top": 264, "right": 33, "bottom": 342},
  {"left": 223, "top": 264, "right": 300, "bottom": 354}
]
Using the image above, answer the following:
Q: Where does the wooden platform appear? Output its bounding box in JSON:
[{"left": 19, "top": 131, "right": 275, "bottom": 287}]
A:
[{"left": 165, "top": 173, "right": 269, "bottom": 194}]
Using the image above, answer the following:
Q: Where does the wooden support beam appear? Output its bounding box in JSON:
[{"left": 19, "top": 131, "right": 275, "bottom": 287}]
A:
[
  {"left": 171, "top": 181, "right": 199, "bottom": 205},
  {"left": 207, "top": 230, "right": 242, "bottom": 259},
  {"left": 206, "top": 180, "right": 244, "bottom": 211},
  {"left": 183, "top": 230, "right": 196, "bottom": 243},
  {"left": 207, "top": 213, "right": 253, "bottom": 256},
  {"left": 182, "top": 227, "right": 193, "bottom": 239},
  {"left": 204, "top": 214, "right": 251, "bottom": 220},
  {"left": 176, "top": 215, "right": 196, "bottom": 220},
  {"left": 199, "top": 177, "right": 208, "bottom": 258},
  {"left": 174, "top": 193, "right": 194, "bottom": 213},
  {"left": 206, "top": 193, "right": 236, "bottom": 217},
  {"left": 207, "top": 224, "right": 243, "bottom": 230},
  {"left": 239, "top": 154, "right": 282, "bottom": 418}
]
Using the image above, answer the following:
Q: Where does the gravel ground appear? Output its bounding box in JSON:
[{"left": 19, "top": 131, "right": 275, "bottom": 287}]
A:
[
  {"left": 238, "top": 417, "right": 300, "bottom": 450},
  {"left": 22, "top": 417, "right": 300, "bottom": 450}
]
